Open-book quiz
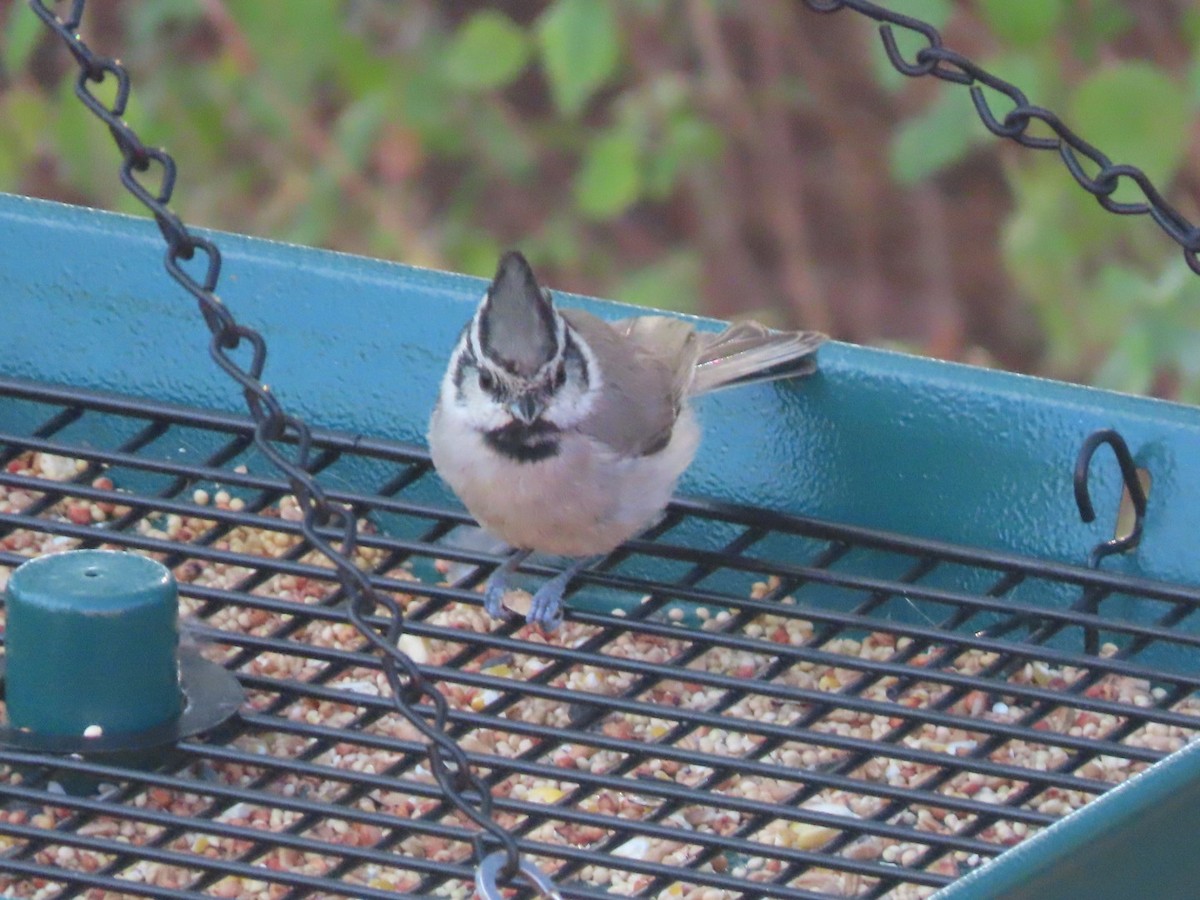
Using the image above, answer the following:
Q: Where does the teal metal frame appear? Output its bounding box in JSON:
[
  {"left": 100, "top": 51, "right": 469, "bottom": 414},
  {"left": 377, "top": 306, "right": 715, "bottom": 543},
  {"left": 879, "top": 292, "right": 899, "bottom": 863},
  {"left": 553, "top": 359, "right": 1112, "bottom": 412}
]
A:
[
  {"left": 938, "top": 737, "right": 1200, "bottom": 899},
  {"left": 2, "top": 191, "right": 1199, "bottom": 897}
]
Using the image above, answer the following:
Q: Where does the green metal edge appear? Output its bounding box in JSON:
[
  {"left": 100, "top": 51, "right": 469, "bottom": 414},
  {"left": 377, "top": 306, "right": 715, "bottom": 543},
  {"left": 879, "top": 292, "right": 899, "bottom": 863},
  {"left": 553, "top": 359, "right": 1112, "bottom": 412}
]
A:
[
  {"left": 4, "top": 191, "right": 1200, "bottom": 587},
  {"left": 934, "top": 737, "right": 1200, "bottom": 900},
  {"left": 3, "top": 191, "right": 1200, "bottom": 895}
]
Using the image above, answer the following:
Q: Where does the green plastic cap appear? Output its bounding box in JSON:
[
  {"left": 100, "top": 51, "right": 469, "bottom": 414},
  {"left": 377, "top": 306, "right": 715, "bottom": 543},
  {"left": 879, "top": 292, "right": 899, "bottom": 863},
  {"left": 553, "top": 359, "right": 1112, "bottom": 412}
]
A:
[{"left": 5, "top": 549, "right": 183, "bottom": 737}]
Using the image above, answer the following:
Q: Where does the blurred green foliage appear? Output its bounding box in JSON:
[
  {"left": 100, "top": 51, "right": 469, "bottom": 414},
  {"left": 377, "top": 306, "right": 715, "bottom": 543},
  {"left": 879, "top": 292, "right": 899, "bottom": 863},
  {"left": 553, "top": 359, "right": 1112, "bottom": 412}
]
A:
[
  {"left": 886, "top": 0, "right": 1200, "bottom": 400},
  {"left": 0, "top": 0, "right": 727, "bottom": 308},
  {"left": 1, "top": 1, "right": 1199, "bottom": 401}
]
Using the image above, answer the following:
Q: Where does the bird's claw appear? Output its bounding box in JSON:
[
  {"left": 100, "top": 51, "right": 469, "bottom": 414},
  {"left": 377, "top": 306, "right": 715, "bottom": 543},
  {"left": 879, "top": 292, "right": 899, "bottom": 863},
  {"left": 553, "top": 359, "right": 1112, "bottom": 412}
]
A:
[
  {"left": 482, "top": 548, "right": 532, "bottom": 620},
  {"left": 527, "top": 576, "right": 568, "bottom": 632},
  {"left": 527, "top": 556, "right": 597, "bottom": 632},
  {"left": 483, "top": 570, "right": 509, "bottom": 619},
  {"left": 482, "top": 552, "right": 591, "bottom": 632}
]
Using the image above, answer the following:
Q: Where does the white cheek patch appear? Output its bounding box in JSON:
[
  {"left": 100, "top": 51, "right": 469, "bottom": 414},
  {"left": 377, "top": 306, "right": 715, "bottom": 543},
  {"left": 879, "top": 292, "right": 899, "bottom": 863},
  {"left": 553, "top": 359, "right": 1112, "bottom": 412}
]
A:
[
  {"left": 464, "top": 394, "right": 509, "bottom": 431},
  {"left": 542, "top": 329, "right": 602, "bottom": 427},
  {"left": 543, "top": 377, "right": 594, "bottom": 427},
  {"left": 440, "top": 342, "right": 509, "bottom": 432},
  {"left": 449, "top": 380, "right": 509, "bottom": 432}
]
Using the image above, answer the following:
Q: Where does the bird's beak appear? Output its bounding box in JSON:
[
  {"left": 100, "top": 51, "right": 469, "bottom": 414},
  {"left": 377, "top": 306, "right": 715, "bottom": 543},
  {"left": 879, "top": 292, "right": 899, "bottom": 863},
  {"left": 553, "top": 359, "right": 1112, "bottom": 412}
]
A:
[{"left": 508, "top": 393, "right": 544, "bottom": 425}]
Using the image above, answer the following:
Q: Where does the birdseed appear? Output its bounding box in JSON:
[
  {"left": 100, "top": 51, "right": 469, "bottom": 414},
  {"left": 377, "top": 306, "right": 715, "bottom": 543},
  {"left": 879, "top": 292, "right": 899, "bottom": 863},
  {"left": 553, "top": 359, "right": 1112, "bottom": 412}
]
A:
[{"left": 0, "top": 449, "right": 1196, "bottom": 898}]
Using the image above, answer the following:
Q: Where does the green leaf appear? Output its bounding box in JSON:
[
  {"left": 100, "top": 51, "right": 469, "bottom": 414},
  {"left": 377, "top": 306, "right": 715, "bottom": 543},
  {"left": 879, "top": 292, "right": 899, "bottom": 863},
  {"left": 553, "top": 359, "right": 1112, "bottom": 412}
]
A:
[
  {"left": 3, "top": 3, "right": 44, "bottom": 75},
  {"left": 537, "top": 0, "right": 621, "bottom": 116},
  {"left": 482, "top": 109, "right": 538, "bottom": 178},
  {"left": 1094, "top": 263, "right": 1150, "bottom": 316},
  {"left": 522, "top": 213, "right": 582, "bottom": 268},
  {"left": 398, "top": 66, "right": 466, "bottom": 156},
  {"left": 975, "top": 0, "right": 1065, "bottom": 48},
  {"left": 1094, "top": 325, "right": 1155, "bottom": 396},
  {"left": 124, "top": 0, "right": 204, "bottom": 49},
  {"left": 645, "top": 112, "right": 723, "bottom": 198},
  {"left": 1185, "top": 8, "right": 1200, "bottom": 47},
  {"left": 1001, "top": 163, "right": 1084, "bottom": 359},
  {"left": 1069, "top": 0, "right": 1133, "bottom": 61},
  {"left": 869, "top": 0, "right": 953, "bottom": 93},
  {"left": 1068, "top": 62, "right": 1191, "bottom": 205},
  {"left": 0, "top": 86, "right": 48, "bottom": 161},
  {"left": 975, "top": 52, "right": 1051, "bottom": 114},
  {"left": 286, "top": 169, "right": 339, "bottom": 247},
  {"left": 574, "top": 128, "right": 640, "bottom": 219},
  {"left": 222, "top": 1, "right": 344, "bottom": 94},
  {"left": 616, "top": 252, "right": 701, "bottom": 313},
  {"left": 55, "top": 76, "right": 116, "bottom": 198},
  {"left": 889, "top": 88, "right": 981, "bottom": 185},
  {"left": 333, "top": 92, "right": 388, "bottom": 170},
  {"left": 443, "top": 10, "right": 530, "bottom": 90},
  {"left": 446, "top": 226, "right": 503, "bottom": 278},
  {"left": 1187, "top": 53, "right": 1200, "bottom": 109},
  {"left": 333, "top": 39, "right": 395, "bottom": 98}
]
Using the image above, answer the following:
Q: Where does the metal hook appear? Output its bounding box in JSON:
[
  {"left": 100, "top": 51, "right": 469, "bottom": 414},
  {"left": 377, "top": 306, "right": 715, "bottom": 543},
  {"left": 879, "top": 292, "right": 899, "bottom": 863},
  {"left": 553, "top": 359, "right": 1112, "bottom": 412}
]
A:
[
  {"left": 476, "top": 850, "right": 563, "bottom": 900},
  {"left": 1074, "top": 428, "right": 1147, "bottom": 567},
  {"left": 988, "top": 429, "right": 1148, "bottom": 658}
]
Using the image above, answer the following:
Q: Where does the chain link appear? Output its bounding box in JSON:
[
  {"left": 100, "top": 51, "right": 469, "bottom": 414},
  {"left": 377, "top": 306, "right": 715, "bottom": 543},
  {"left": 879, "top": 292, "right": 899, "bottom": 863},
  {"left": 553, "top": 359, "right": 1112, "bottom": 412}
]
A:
[
  {"left": 28, "top": 2, "right": 549, "bottom": 893},
  {"left": 802, "top": 0, "right": 1200, "bottom": 275}
]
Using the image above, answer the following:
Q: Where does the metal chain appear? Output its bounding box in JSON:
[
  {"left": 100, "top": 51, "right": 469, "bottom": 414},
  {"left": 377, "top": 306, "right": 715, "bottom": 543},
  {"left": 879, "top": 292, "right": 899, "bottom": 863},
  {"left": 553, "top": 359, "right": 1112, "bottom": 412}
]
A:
[
  {"left": 28, "top": 2, "right": 554, "bottom": 894},
  {"left": 801, "top": 0, "right": 1200, "bottom": 275}
]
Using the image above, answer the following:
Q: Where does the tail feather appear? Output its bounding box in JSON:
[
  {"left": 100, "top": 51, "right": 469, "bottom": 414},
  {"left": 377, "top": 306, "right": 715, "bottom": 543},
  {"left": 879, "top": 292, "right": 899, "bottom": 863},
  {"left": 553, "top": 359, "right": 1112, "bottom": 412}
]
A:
[{"left": 692, "top": 323, "right": 826, "bottom": 395}]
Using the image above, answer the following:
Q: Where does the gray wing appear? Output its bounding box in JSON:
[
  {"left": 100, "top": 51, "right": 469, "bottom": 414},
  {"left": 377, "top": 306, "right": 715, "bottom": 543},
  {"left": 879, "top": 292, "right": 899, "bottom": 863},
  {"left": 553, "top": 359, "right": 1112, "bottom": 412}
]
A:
[
  {"left": 608, "top": 314, "right": 700, "bottom": 402},
  {"left": 691, "top": 322, "right": 825, "bottom": 396},
  {"left": 612, "top": 315, "right": 825, "bottom": 396},
  {"left": 560, "top": 310, "right": 686, "bottom": 457}
]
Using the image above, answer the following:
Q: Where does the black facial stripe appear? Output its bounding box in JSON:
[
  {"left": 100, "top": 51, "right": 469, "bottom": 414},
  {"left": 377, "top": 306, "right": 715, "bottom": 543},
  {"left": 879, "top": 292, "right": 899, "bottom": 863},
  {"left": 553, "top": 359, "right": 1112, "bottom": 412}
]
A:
[
  {"left": 451, "top": 343, "right": 488, "bottom": 405},
  {"left": 475, "top": 306, "right": 493, "bottom": 363},
  {"left": 562, "top": 330, "right": 588, "bottom": 387},
  {"left": 483, "top": 420, "right": 561, "bottom": 464},
  {"left": 452, "top": 348, "right": 471, "bottom": 392}
]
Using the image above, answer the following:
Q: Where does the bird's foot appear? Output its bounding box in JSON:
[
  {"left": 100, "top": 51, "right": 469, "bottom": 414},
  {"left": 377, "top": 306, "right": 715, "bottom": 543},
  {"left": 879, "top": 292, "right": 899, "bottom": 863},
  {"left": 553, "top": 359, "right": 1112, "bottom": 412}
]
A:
[
  {"left": 482, "top": 573, "right": 508, "bottom": 619},
  {"left": 526, "top": 573, "right": 568, "bottom": 632},
  {"left": 526, "top": 556, "right": 597, "bottom": 632},
  {"left": 483, "top": 548, "right": 532, "bottom": 619}
]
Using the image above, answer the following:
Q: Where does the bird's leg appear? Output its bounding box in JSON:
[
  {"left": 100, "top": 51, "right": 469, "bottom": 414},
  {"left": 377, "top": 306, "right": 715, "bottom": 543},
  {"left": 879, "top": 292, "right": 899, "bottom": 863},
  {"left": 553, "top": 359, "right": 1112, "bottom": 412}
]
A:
[
  {"left": 483, "top": 548, "right": 533, "bottom": 618},
  {"left": 527, "top": 556, "right": 598, "bottom": 632}
]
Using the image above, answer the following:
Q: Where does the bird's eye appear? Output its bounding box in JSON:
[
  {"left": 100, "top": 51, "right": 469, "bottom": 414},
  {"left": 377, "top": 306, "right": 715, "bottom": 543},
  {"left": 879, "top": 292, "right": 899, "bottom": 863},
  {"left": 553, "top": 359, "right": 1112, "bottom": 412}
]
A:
[
  {"left": 553, "top": 362, "right": 567, "bottom": 389},
  {"left": 477, "top": 369, "right": 497, "bottom": 393}
]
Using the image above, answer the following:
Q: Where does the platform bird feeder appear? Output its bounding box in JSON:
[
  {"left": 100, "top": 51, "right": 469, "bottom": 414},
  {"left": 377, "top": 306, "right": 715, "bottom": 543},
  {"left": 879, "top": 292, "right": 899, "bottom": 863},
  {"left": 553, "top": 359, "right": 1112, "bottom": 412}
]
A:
[{"left": 2, "top": 2, "right": 1200, "bottom": 899}]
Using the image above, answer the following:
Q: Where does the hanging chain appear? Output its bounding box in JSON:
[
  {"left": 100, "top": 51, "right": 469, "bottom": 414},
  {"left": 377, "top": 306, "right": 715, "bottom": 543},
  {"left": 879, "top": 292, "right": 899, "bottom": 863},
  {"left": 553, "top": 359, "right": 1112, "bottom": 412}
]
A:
[
  {"left": 802, "top": 0, "right": 1200, "bottom": 275},
  {"left": 28, "top": 2, "right": 556, "bottom": 894}
]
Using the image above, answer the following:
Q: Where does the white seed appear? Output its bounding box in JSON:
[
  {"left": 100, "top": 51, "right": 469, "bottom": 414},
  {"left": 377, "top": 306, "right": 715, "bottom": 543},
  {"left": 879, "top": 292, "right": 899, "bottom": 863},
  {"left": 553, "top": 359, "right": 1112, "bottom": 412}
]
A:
[
  {"left": 397, "top": 633, "right": 428, "bottom": 664},
  {"left": 501, "top": 590, "right": 533, "bottom": 615},
  {"left": 35, "top": 453, "right": 79, "bottom": 481}
]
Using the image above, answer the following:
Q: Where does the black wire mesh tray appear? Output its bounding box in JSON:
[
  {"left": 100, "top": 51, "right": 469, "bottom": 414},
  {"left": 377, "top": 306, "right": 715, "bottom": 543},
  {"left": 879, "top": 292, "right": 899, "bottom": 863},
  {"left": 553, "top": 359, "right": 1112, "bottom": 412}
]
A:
[{"left": 0, "top": 374, "right": 1198, "bottom": 899}]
